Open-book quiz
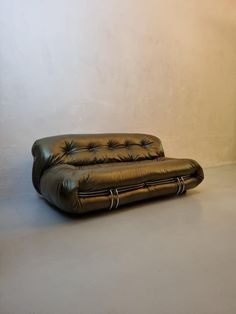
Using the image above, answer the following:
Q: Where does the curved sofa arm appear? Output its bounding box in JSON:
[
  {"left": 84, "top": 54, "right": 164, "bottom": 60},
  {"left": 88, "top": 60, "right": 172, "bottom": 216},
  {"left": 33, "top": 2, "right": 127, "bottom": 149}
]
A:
[
  {"left": 40, "top": 165, "right": 81, "bottom": 213},
  {"left": 158, "top": 157, "right": 204, "bottom": 183}
]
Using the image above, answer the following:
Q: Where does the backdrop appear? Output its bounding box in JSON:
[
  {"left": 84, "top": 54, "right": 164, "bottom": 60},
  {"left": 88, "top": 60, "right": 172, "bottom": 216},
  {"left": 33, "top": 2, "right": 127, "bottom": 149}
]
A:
[{"left": 0, "top": 0, "right": 236, "bottom": 198}]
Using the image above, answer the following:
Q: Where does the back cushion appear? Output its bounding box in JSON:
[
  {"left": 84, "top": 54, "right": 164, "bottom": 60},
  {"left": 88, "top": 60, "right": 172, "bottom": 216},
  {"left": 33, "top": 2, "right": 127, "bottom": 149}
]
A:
[{"left": 32, "top": 133, "right": 165, "bottom": 193}]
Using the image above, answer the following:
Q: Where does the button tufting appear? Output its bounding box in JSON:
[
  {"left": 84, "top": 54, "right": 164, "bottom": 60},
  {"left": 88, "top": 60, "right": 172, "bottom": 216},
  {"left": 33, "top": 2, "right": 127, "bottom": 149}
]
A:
[
  {"left": 107, "top": 140, "right": 120, "bottom": 149},
  {"left": 124, "top": 140, "right": 132, "bottom": 148},
  {"left": 140, "top": 139, "right": 152, "bottom": 147},
  {"left": 87, "top": 143, "right": 98, "bottom": 152},
  {"left": 61, "top": 140, "right": 79, "bottom": 155},
  {"left": 87, "top": 143, "right": 99, "bottom": 152}
]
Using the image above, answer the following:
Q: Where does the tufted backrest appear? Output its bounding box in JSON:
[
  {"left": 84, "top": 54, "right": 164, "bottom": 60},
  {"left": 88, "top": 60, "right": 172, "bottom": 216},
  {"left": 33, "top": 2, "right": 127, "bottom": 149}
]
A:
[{"left": 32, "top": 133, "right": 165, "bottom": 193}]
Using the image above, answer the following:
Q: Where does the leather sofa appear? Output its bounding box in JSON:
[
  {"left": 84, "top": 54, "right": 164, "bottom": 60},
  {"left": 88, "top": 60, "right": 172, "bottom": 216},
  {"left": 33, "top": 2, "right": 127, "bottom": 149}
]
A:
[{"left": 32, "top": 133, "right": 204, "bottom": 214}]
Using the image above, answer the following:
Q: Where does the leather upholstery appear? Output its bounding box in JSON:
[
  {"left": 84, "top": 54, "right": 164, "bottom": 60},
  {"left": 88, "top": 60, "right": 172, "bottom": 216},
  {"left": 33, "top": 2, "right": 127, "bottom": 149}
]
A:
[{"left": 32, "top": 133, "right": 204, "bottom": 214}]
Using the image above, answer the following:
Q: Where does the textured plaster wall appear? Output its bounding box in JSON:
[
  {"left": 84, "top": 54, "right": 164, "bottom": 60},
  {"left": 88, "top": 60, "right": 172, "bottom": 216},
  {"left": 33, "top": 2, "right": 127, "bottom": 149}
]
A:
[{"left": 0, "top": 0, "right": 236, "bottom": 198}]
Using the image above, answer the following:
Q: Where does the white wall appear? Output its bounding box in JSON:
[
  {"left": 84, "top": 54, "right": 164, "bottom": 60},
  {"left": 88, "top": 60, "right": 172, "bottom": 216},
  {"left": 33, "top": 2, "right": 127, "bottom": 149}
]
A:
[{"left": 0, "top": 0, "right": 236, "bottom": 198}]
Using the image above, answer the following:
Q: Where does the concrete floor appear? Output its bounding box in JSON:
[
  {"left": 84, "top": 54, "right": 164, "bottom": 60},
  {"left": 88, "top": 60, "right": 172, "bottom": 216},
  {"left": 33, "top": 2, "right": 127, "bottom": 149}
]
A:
[{"left": 0, "top": 164, "right": 236, "bottom": 314}]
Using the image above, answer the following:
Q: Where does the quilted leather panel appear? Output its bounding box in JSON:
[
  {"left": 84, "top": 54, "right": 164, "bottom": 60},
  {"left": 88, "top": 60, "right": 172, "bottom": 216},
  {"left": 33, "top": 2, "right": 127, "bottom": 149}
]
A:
[{"left": 32, "top": 133, "right": 164, "bottom": 193}]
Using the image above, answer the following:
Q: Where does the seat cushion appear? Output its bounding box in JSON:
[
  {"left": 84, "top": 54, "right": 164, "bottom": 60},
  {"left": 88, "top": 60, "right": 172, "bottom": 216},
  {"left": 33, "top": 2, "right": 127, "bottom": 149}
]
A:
[{"left": 40, "top": 157, "right": 204, "bottom": 213}]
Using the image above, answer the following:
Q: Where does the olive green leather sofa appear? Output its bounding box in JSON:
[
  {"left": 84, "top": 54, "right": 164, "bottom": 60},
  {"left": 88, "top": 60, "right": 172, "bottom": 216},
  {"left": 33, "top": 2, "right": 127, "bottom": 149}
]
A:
[{"left": 32, "top": 133, "right": 204, "bottom": 214}]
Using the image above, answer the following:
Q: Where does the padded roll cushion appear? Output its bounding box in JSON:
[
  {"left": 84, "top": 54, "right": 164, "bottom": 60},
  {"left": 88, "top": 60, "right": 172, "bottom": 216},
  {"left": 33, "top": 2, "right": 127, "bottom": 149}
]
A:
[
  {"left": 32, "top": 133, "right": 204, "bottom": 214},
  {"left": 32, "top": 133, "right": 164, "bottom": 194}
]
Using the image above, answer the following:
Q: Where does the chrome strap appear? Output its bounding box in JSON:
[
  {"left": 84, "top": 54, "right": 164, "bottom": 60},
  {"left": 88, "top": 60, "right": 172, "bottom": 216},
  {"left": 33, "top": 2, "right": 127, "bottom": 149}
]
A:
[
  {"left": 180, "top": 176, "right": 186, "bottom": 194},
  {"left": 176, "top": 177, "right": 182, "bottom": 195},
  {"left": 109, "top": 189, "right": 114, "bottom": 210},
  {"left": 114, "top": 189, "right": 120, "bottom": 209},
  {"left": 176, "top": 176, "right": 186, "bottom": 195},
  {"left": 109, "top": 188, "right": 120, "bottom": 210}
]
